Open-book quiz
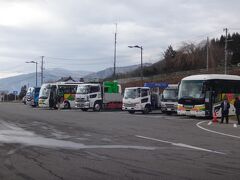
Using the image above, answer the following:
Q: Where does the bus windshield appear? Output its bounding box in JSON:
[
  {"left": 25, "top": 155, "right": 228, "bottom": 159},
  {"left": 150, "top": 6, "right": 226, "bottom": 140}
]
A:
[
  {"left": 26, "top": 88, "right": 33, "bottom": 96},
  {"left": 39, "top": 84, "right": 51, "bottom": 99},
  {"left": 179, "top": 80, "right": 204, "bottom": 99},
  {"left": 124, "top": 88, "right": 140, "bottom": 99},
  {"left": 77, "top": 85, "right": 90, "bottom": 94},
  {"left": 163, "top": 89, "right": 178, "bottom": 100}
]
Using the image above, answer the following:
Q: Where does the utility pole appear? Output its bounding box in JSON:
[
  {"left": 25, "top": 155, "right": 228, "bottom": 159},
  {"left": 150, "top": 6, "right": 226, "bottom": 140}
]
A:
[
  {"left": 41, "top": 56, "right": 44, "bottom": 85},
  {"left": 140, "top": 46, "right": 143, "bottom": 86},
  {"left": 223, "top": 28, "right": 228, "bottom": 74},
  {"left": 35, "top": 62, "right": 38, "bottom": 87},
  {"left": 113, "top": 23, "right": 117, "bottom": 79},
  {"left": 206, "top": 37, "right": 209, "bottom": 71}
]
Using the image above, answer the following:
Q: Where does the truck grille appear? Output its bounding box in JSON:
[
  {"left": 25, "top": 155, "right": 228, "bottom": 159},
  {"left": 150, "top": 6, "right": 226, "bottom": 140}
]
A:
[
  {"left": 76, "top": 98, "right": 86, "bottom": 102},
  {"left": 124, "top": 103, "right": 136, "bottom": 107},
  {"left": 165, "top": 104, "right": 175, "bottom": 108}
]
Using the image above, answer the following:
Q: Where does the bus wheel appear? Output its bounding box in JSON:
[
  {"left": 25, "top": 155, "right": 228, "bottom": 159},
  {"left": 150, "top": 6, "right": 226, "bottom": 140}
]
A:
[
  {"left": 93, "top": 102, "right": 101, "bottom": 112},
  {"left": 142, "top": 105, "right": 150, "bottom": 114},
  {"left": 128, "top": 111, "right": 135, "bottom": 114},
  {"left": 81, "top": 108, "right": 88, "bottom": 112},
  {"left": 64, "top": 101, "right": 71, "bottom": 109}
]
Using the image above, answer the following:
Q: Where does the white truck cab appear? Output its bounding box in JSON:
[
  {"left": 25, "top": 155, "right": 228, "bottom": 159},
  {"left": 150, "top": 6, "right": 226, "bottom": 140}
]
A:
[
  {"left": 75, "top": 81, "right": 122, "bottom": 111},
  {"left": 160, "top": 84, "right": 178, "bottom": 114},
  {"left": 122, "top": 87, "right": 151, "bottom": 114},
  {"left": 75, "top": 83, "right": 102, "bottom": 111}
]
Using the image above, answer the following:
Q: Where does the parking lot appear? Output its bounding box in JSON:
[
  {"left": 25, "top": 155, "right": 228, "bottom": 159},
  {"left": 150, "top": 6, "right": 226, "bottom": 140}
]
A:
[{"left": 0, "top": 102, "right": 240, "bottom": 180}]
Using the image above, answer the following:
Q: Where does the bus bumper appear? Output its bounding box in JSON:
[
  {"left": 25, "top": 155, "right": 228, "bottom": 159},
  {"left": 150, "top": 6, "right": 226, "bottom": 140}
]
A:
[
  {"left": 38, "top": 99, "right": 49, "bottom": 108},
  {"left": 177, "top": 110, "right": 186, "bottom": 115}
]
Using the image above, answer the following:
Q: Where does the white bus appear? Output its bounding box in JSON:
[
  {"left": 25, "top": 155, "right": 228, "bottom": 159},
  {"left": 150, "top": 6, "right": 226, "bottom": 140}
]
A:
[
  {"left": 177, "top": 74, "right": 240, "bottom": 117},
  {"left": 38, "top": 82, "right": 82, "bottom": 109}
]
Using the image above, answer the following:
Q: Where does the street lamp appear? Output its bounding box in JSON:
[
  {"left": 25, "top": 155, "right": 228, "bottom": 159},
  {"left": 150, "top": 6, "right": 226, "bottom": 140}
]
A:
[
  {"left": 128, "top": 45, "right": 143, "bottom": 86},
  {"left": 26, "top": 61, "right": 38, "bottom": 87}
]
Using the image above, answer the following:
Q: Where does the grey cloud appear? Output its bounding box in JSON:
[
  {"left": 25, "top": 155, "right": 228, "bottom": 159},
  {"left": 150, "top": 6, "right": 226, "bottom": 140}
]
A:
[{"left": 0, "top": 0, "right": 240, "bottom": 75}]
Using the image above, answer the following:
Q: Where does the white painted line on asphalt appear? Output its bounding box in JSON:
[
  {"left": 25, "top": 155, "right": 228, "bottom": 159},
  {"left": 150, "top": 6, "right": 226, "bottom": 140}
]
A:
[
  {"left": 233, "top": 124, "right": 237, "bottom": 128},
  {"left": 197, "top": 121, "right": 240, "bottom": 139},
  {"left": 208, "top": 121, "right": 212, "bottom": 125},
  {"left": 136, "top": 135, "right": 225, "bottom": 155}
]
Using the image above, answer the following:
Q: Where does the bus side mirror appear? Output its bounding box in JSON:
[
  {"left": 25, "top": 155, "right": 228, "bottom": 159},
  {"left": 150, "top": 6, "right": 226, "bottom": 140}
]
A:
[{"left": 159, "top": 93, "right": 163, "bottom": 100}]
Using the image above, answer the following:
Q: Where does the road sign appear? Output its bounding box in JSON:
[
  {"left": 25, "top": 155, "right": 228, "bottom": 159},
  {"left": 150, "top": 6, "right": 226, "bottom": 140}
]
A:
[{"left": 144, "top": 82, "right": 168, "bottom": 89}]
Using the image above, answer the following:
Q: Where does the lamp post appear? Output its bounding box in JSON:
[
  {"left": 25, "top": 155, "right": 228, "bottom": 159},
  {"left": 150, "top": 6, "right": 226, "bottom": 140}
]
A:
[
  {"left": 128, "top": 45, "right": 143, "bottom": 86},
  {"left": 26, "top": 61, "right": 38, "bottom": 87}
]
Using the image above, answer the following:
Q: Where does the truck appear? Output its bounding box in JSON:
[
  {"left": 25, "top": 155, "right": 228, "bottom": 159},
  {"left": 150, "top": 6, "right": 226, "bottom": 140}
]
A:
[
  {"left": 75, "top": 81, "right": 123, "bottom": 111},
  {"left": 122, "top": 82, "right": 168, "bottom": 114},
  {"left": 160, "top": 84, "right": 178, "bottom": 114}
]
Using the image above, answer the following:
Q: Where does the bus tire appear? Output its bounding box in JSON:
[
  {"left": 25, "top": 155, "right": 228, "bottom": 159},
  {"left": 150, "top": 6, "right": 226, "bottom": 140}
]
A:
[
  {"left": 64, "top": 101, "right": 71, "bottom": 109},
  {"left": 81, "top": 108, "right": 88, "bottom": 112},
  {"left": 93, "top": 102, "right": 102, "bottom": 112},
  {"left": 128, "top": 111, "right": 135, "bottom": 114}
]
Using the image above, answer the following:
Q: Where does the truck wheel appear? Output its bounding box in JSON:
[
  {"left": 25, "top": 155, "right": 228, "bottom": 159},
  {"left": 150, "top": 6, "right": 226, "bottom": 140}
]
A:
[
  {"left": 166, "top": 111, "right": 172, "bottom": 115},
  {"left": 93, "top": 102, "right": 101, "bottom": 112},
  {"left": 142, "top": 105, "right": 151, "bottom": 114},
  {"left": 128, "top": 111, "right": 135, "bottom": 114},
  {"left": 81, "top": 108, "right": 88, "bottom": 112}
]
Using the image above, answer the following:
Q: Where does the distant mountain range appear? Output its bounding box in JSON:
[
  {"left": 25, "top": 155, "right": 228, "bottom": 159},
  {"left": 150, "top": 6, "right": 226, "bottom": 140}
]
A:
[
  {"left": 83, "top": 63, "right": 151, "bottom": 80},
  {"left": 0, "top": 68, "right": 91, "bottom": 93},
  {"left": 0, "top": 64, "right": 151, "bottom": 93}
]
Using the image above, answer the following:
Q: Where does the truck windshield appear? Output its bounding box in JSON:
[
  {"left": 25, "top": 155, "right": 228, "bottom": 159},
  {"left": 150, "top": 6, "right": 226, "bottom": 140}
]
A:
[
  {"left": 163, "top": 89, "right": 178, "bottom": 100},
  {"left": 39, "top": 84, "right": 51, "bottom": 99},
  {"left": 124, "top": 88, "right": 140, "bottom": 99},
  {"left": 77, "top": 85, "right": 90, "bottom": 94},
  {"left": 178, "top": 80, "right": 204, "bottom": 99}
]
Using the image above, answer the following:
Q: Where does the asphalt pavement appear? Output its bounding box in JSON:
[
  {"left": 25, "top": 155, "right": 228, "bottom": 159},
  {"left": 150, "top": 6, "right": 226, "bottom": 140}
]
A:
[{"left": 0, "top": 102, "right": 239, "bottom": 180}]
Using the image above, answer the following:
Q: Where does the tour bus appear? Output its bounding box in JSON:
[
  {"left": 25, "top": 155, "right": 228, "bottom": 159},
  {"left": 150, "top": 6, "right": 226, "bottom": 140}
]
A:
[
  {"left": 177, "top": 74, "right": 240, "bottom": 117},
  {"left": 26, "top": 87, "right": 40, "bottom": 107},
  {"left": 38, "top": 82, "right": 82, "bottom": 109}
]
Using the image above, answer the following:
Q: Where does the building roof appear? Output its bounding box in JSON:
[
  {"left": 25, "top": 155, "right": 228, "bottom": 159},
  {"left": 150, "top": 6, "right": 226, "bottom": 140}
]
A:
[{"left": 56, "top": 76, "right": 76, "bottom": 82}]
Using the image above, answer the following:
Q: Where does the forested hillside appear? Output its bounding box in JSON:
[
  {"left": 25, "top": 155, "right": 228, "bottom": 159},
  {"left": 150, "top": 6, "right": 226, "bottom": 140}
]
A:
[{"left": 115, "top": 32, "right": 240, "bottom": 79}]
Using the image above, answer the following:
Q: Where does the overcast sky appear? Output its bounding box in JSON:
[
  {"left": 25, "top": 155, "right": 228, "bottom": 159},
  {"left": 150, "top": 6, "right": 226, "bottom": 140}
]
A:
[{"left": 0, "top": 0, "right": 239, "bottom": 78}]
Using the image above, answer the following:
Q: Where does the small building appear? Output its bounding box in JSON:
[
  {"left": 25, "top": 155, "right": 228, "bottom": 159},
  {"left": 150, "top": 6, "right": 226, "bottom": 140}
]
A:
[{"left": 56, "top": 76, "right": 76, "bottom": 83}]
